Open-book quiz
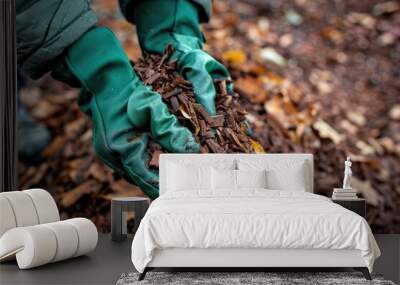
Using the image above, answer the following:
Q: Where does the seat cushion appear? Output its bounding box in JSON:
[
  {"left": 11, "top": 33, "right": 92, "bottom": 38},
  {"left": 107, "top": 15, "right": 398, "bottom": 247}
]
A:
[
  {"left": 0, "top": 218, "right": 97, "bottom": 269},
  {"left": 0, "top": 189, "right": 60, "bottom": 238}
]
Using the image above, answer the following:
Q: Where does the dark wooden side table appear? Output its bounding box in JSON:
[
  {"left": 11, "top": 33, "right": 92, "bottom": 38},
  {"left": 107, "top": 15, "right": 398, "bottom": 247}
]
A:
[
  {"left": 331, "top": 198, "right": 366, "bottom": 219},
  {"left": 111, "top": 197, "right": 150, "bottom": 242}
]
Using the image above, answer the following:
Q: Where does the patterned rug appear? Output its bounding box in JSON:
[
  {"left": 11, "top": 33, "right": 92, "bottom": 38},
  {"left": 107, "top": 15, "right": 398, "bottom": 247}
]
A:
[{"left": 116, "top": 271, "right": 395, "bottom": 285}]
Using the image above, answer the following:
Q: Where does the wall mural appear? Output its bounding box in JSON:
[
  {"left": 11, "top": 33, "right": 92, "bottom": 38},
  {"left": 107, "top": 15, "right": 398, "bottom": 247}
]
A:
[{"left": 17, "top": 0, "right": 400, "bottom": 233}]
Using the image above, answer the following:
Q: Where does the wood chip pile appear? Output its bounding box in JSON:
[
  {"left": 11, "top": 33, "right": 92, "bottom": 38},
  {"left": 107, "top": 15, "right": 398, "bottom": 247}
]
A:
[{"left": 134, "top": 46, "right": 255, "bottom": 158}]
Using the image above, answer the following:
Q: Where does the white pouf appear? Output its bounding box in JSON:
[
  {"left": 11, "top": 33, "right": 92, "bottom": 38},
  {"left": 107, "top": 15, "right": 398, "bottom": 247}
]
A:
[
  {"left": 0, "top": 189, "right": 98, "bottom": 269},
  {"left": 65, "top": 218, "right": 98, "bottom": 257},
  {"left": 0, "top": 196, "right": 17, "bottom": 237},
  {"left": 1, "top": 191, "right": 40, "bottom": 227},
  {"left": 24, "top": 188, "right": 60, "bottom": 223},
  {"left": 0, "top": 219, "right": 98, "bottom": 269}
]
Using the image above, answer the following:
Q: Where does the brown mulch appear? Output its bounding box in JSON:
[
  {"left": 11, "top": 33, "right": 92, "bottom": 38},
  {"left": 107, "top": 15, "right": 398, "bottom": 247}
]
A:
[
  {"left": 134, "top": 45, "right": 257, "bottom": 159},
  {"left": 18, "top": 0, "right": 400, "bottom": 233}
]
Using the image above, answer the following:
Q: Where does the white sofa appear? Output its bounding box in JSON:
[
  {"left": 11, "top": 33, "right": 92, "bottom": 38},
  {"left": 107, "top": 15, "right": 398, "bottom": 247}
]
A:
[{"left": 0, "top": 189, "right": 98, "bottom": 269}]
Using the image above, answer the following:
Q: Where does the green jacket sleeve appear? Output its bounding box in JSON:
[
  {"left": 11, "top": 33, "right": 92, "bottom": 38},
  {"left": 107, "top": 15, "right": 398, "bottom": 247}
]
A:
[
  {"left": 16, "top": 0, "right": 97, "bottom": 79},
  {"left": 119, "top": 0, "right": 212, "bottom": 25}
]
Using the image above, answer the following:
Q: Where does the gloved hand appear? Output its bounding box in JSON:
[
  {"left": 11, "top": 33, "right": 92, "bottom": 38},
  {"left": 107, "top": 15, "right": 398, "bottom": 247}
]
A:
[
  {"left": 52, "top": 27, "right": 199, "bottom": 199},
  {"left": 133, "top": 0, "right": 232, "bottom": 115}
]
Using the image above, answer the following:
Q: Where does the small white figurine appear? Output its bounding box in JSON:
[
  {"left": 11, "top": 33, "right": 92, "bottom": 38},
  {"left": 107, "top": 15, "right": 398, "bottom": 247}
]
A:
[{"left": 342, "top": 157, "right": 352, "bottom": 190}]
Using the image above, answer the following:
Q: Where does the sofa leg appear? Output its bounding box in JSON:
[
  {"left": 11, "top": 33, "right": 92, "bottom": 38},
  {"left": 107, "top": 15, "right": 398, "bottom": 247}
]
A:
[
  {"left": 138, "top": 268, "right": 147, "bottom": 281},
  {"left": 354, "top": 267, "right": 371, "bottom": 280}
]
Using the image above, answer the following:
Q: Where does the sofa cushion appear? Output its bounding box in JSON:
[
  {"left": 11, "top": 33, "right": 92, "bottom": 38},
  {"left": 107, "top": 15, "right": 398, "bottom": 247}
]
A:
[
  {"left": 0, "top": 196, "right": 17, "bottom": 237},
  {"left": 0, "top": 218, "right": 97, "bottom": 269},
  {"left": 0, "top": 189, "right": 60, "bottom": 238}
]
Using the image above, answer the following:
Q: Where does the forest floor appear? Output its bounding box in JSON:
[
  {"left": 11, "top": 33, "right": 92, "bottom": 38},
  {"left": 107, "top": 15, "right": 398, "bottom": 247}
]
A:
[{"left": 18, "top": 0, "right": 400, "bottom": 233}]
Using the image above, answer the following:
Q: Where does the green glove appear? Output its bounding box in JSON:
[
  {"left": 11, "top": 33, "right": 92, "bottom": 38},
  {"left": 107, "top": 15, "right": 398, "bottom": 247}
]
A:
[
  {"left": 52, "top": 27, "right": 199, "bottom": 199},
  {"left": 133, "top": 0, "right": 232, "bottom": 116}
]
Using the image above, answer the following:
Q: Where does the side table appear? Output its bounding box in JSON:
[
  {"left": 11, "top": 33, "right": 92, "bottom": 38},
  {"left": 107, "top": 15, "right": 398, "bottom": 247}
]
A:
[
  {"left": 111, "top": 197, "right": 150, "bottom": 242},
  {"left": 331, "top": 198, "right": 366, "bottom": 219}
]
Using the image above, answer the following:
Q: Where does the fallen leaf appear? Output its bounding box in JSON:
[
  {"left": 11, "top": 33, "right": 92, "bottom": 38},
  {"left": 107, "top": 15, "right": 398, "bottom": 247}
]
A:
[
  {"left": 264, "top": 95, "right": 301, "bottom": 129},
  {"left": 356, "top": 140, "right": 376, "bottom": 155},
  {"left": 373, "top": 1, "right": 399, "bottom": 16},
  {"left": 149, "top": 150, "right": 163, "bottom": 168},
  {"left": 235, "top": 76, "right": 267, "bottom": 103},
  {"left": 279, "top": 33, "right": 294, "bottom": 47},
  {"left": 245, "top": 113, "right": 265, "bottom": 128},
  {"left": 264, "top": 96, "right": 287, "bottom": 121},
  {"left": 65, "top": 117, "right": 87, "bottom": 136},
  {"left": 367, "top": 139, "right": 384, "bottom": 155},
  {"left": 259, "top": 48, "right": 286, "bottom": 66},
  {"left": 309, "top": 70, "right": 333, "bottom": 94},
  {"left": 89, "top": 163, "right": 111, "bottom": 183},
  {"left": 257, "top": 17, "right": 270, "bottom": 32},
  {"left": 378, "top": 33, "right": 396, "bottom": 46},
  {"left": 30, "top": 100, "right": 59, "bottom": 119},
  {"left": 111, "top": 179, "right": 142, "bottom": 195},
  {"left": 352, "top": 177, "right": 383, "bottom": 206},
  {"left": 222, "top": 49, "right": 247, "bottom": 65},
  {"left": 102, "top": 191, "right": 144, "bottom": 201},
  {"left": 19, "top": 87, "right": 41, "bottom": 108},
  {"left": 22, "top": 164, "right": 48, "bottom": 188},
  {"left": 105, "top": 180, "right": 144, "bottom": 200},
  {"left": 321, "top": 27, "right": 344, "bottom": 45},
  {"left": 378, "top": 137, "right": 397, "bottom": 153},
  {"left": 43, "top": 136, "right": 67, "bottom": 157},
  {"left": 286, "top": 9, "right": 303, "bottom": 26},
  {"left": 180, "top": 107, "right": 192, "bottom": 119},
  {"left": 340, "top": 120, "right": 358, "bottom": 134},
  {"left": 347, "top": 112, "right": 366, "bottom": 126},
  {"left": 46, "top": 90, "right": 78, "bottom": 105},
  {"left": 261, "top": 72, "right": 286, "bottom": 87},
  {"left": 347, "top": 12, "right": 376, "bottom": 29},
  {"left": 389, "top": 105, "right": 400, "bottom": 120},
  {"left": 313, "top": 120, "right": 343, "bottom": 144},
  {"left": 61, "top": 180, "right": 101, "bottom": 208},
  {"left": 250, "top": 139, "right": 266, "bottom": 153},
  {"left": 69, "top": 158, "right": 85, "bottom": 169}
]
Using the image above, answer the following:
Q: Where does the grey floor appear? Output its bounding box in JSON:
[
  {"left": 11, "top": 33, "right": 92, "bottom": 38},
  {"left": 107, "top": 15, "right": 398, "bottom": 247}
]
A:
[
  {"left": 0, "top": 234, "right": 399, "bottom": 285},
  {"left": 0, "top": 234, "right": 134, "bottom": 285}
]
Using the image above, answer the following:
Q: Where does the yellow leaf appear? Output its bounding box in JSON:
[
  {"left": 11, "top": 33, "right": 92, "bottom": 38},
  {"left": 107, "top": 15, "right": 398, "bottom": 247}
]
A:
[
  {"left": 179, "top": 107, "right": 191, "bottom": 119},
  {"left": 264, "top": 96, "right": 288, "bottom": 126},
  {"left": 223, "top": 50, "right": 246, "bottom": 65},
  {"left": 263, "top": 72, "right": 285, "bottom": 85},
  {"left": 180, "top": 107, "right": 200, "bottom": 135},
  {"left": 250, "top": 139, "right": 266, "bottom": 153},
  {"left": 194, "top": 125, "right": 200, "bottom": 136}
]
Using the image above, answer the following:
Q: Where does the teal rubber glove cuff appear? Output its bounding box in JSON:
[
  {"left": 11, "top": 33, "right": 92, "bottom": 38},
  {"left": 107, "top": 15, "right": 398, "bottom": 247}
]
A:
[
  {"left": 53, "top": 27, "right": 199, "bottom": 199},
  {"left": 133, "top": 0, "right": 232, "bottom": 116}
]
